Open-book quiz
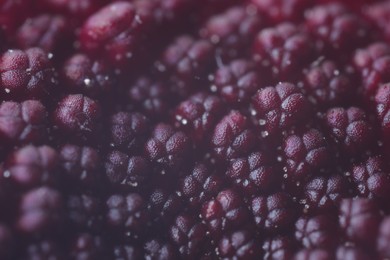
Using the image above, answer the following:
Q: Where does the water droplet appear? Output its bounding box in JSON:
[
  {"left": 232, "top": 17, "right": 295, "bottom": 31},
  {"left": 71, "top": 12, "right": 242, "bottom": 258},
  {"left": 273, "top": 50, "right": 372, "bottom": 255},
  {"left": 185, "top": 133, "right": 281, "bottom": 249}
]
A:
[
  {"left": 277, "top": 156, "right": 282, "bottom": 162},
  {"left": 259, "top": 119, "right": 266, "bottom": 126},
  {"left": 3, "top": 171, "right": 10, "bottom": 178},
  {"left": 283, "top": 174, "right": 288, "bottom": 179},
  {"left": 128, "top": 181, "right": 138, "bottom": 187},
  {"left": 283, "top": 167, "right": 287, "bottom": 172},
  {"left": 84, "top": 78, "right": 91, "bottom": 86},
  {"left": 261, "top": 131, "right": 269, "bottom": 137},
  {"left": 47, "top": 53, "right": 54, "bottom": 59},
  {"left": 210, "top": 85, "right": 217, "bottom": 92},
  {"left": 4, "top": 88, "right": 10, "bottom": 93},
  {"left": 181, "top": 119, "right": 188, "bottom": 125},
  {"left": 250, "top": 109, "right": 257, "bottom": 116},
  {"left": 208, "top": 74, "right": 215, "bottom": 81}
]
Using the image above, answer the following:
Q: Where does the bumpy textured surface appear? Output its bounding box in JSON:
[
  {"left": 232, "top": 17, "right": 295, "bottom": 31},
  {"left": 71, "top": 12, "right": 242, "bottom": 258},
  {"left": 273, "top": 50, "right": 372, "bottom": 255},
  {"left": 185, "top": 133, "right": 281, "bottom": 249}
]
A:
[
  {"left": 0, "top": 100, "right": 47, "bottom": 145},
  {"left": 353, "top": 42, "right": 390, "bottom": 98},
  {"left": 0, "top": 48, "right": 57, "bottom": 99},
  {"left": 1, "top": 0, "right": 390, "bottom": 259},
  {"left": 324, "top": 107, "right": 373, "bottom": 156},
  {"left": 282, "top": 129, "right": 329, "bottom": 182},
  {"left": 305, "top": 3, "right": 371, "bottom": 56},
  {"left": 158, "top": 35, "right": 214, "bottom": 97},
  {"left": 251, "top": 192, "right": 298, "bottom": 233},
  {"left": 212, "top": 59, "right": 263, "bottom": 105},
  {"left": 201, "top": 189, "right": 251, "bottom": 239},
  {"left": 226, "top": 151, "right": 278, "bottom": 195},
  {"left": 199, "top": 6, "right": 263, "bottom": 62},
  {"left": 53, "top": 94, "right": 101, "bottom": 138},
  {"left": 253, "top": 23, "right": 314, "bottom": 80},
  {"left": 5, "top": 145, "right": 59, "bottom": 188},
  {"left": 211, "top": 111, "right": 257, "bottom": 162},
  {"left": 303, "top": 59, "right": 353, "bottom": 108},
  {"left": 174, "top": 92, "right": 224, "bottom": 143},
  {"left": 15, "top": 14, "right": 71, "bottom": 53},
  {"left": 62, "top": 53, "right": 114, "bottom": 97},
  {"left": 251, "top": 82, "right": 310, "bottom": 137}
]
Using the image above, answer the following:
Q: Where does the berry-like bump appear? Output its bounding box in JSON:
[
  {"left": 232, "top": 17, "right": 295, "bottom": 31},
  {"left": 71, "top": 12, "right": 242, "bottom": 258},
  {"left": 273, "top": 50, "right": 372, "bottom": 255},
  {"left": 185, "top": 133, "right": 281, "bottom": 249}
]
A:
[
  {"left": 53, "top": 94, "right": 101, "bottom": 137},
  {"left": 303, "top": 59, "right": 353, "bottom": 108},
  {"left": 106, "top": 193, "right": 150, "bottom": 234},
  {"left": 375, "top": 83, "right": 390, "bottom": 144},
  {"left": 0, "top": 100, "right": 47, "bottom": 145},
  {"left": 253, "top": 23, "right": 314, "bottom": 80},
  {"left": 109, "top": 112, "right": 150, "bottom": 151},
  {"left": 283, "top": 129, "right": 329, "bottom": 182},
  {"left": 251, "top": 82, "right": 310, "bottom": 137},
  {"left": 339, "top": 198, "right": 382, "bottom": 247},
  {"left": 200, "top": 6, "right": 263, "bottom": 62},
  {"left": 351, "top": 156, "right": 390, "bottom": 199},
  {"left": 179, "top": 162, "right": 224, "bottom": 209},
  {"left": 79, "top": 1, "right": 149, "bottom": 67},
  {"left": 17, "top": 186, "right": 63, "bottom": 234},
  {"left": 5, "top": 145, "right": 58, "bottom": 188},
  {"left": 295, "top": 215, "right": 338, "bottom": 249},
  {"left": 174, "top": 92, "right": 224, "bottom": 143},
  {"left": 169, "top": 214, "right": 208, "bottom": 258},
  {"left": 145, "top": 123, "right": 191, "bottom": 173},
  {"left": 352, "top": 42, "right": 390, "bottom": 98},
  {"left": 251, "top": 192, "right": 298, "bottom": 233},
  {"left": 262, "top": 235, "right": 296, "bottom": 260},
  {"left": 217, "top": 229, "right": 261, "bottom": 260},
  {"left": 15, "top": 15, "right": 71, "bottom": 53},
  {"left": 0, "top": 48, "right": 57, "bottom": 99},
  {"left": 159, "top": 35, "right": 214, "bottom": 97},
  {"left": 303, "top": 175, "right": 348, "bottom": 214},
  {"left": 148, "top": 189, "right": 183, "bottom": 224},
  {"left": 211, "top": 111, "right": 257, "bottom": 162},
  {"left": 201, "top": 189, "right": 250, "bottom": 239},
  {"left": 59, "top": 144, "right": 101, "bottom": 189},
  {"left": 324, "top": 107, "right": 373, "bottom": 156},
  {"left": 226, "top": 151, "right": 278, "bottom": 195},
  {"left": 67, "top": 194, "right": 103, "bottom": 231},
  {"left": 212, "top": 59, "right": 263, "bottom": 105},
  {"left": 62, "top": 53, "right": 114, "bottom": 97},
  {"left": 305, "top": 3, "right": 370, "bottom": 55},
  {"left": 128, "top": 76, "right": 170, "bottom": 119},
  {"left": 105, "top": 151, "right": 151, "bottom": 187}
]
